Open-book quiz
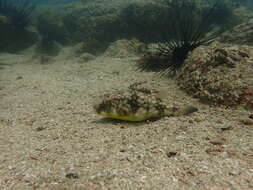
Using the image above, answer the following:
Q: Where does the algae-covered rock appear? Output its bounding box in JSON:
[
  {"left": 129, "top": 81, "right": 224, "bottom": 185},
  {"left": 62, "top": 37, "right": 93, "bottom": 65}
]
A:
[
  {"left": 36, "top": 12, "right": 69, "bottom": 45},
  {"left": 218, "top": 5, "right": 253, "bottom": 45},
  {"left": 62, "top": 1, "right": 122, "bottom": 44},
  {"left": 79, "top": 53, "right": 95, "bottom": 62},
  {"left": 104, "top": 39, "right": 148, "bottom": 58},
  {"left": 219, "top": 19, "right": 253, "bottom": 45},
  {"left": 0, "top": 16, "right": 38, "bottom": 53},
  {"left": 72, "top": 40, "right": 105, "bottom": 56},
  {"left": 35, "top": 41, "right": 62, "bottom": 57},
  {"left": 61, "top": 0, "right": 170, "bottom": 45},
  {"left": 118, "top": 1, "right": 170, "bottom": 42},
  {"left": 177, "top": 42, "right": 253, "bottom": 109},
  {"left": 34, "top": 12, "right": 69, "bottom": 57}
]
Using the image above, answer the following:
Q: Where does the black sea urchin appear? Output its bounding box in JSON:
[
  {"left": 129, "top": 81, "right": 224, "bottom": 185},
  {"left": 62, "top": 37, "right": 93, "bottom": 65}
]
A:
[{"left": 137, "top": 0, "right": 224, "bottom": 76}]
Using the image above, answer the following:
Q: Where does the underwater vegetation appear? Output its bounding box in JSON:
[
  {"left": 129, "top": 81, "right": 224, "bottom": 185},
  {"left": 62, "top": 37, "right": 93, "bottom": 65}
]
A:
[
  {"left": 36, "top": 14, "right": 68, "bottom": 45},
  {"left": 119, "top": 0, "right": 241, "bottom": 43},
  {"left": 52, "top": 0, "right": 241, "bottom": 57},
  {"left": 35, "top": 13, "right": 69, "bottom": 56},
  {"left": 62, "top": 2, "right": 122, "bottom": 54},
  {"left": 119, "top": 2, "right": 168, "bottom": 43},
  {"left": 0, "top": 0, "right": 37, "bottom": 52},
  {"left": 103, "top": 39, "right": 148, "bottom": 58},
  {"left": 0, "top": 0, "right": 36, "bottom": 30},
  {"left": 136, "top": 0, "right": 236, "bottom": 75}
]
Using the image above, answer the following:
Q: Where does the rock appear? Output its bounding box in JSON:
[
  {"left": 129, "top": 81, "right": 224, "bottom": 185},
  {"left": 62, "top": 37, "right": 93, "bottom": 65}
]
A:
[
  {"left": 177, "top": 42, "right": 252, "bottom": 108},
  {"left": 216, "top": 120, "right": 224, "bottom": 124},
  {"left": 39, "top": 54, "right": 53, "bottom": 64},
  {"left": 16, "top": 76, "right": 23, "bottom": 80},
  {"left": 0, "top": 21, "right": 38, "bottom": 53},
  {"left": 194, "top": 116, "right": 203, "bottom": 122},
  {"left": 166, "top": 151, "right": 177, "bottom": 158},
  {"left": 215, "top": 125, "right": 233, "bottom": 131},
  {"left": 249, "top": 115, "right": 253, "bottom": 119},
  {"left": 36, "top": 127, "right": 46, "bottom": 131},
  {"left": 219, "top": 18, "right": 253, "bottom": 45},
  {"left": 72, "top": 42, "right": 84, "bottom": 56},
  {"left": 62, "top": 2, "right": 122, "bottom": 47},
  {"left": 35, "top": 41, "right": 62, "bottom": 57},
  {"left": 79, "top": 53, "right": 95, "bottom": 62},
  {"left": 72, "top": 40, "right": 104, "bottom": 56},
  {"left": 206, "top": 147, "right": 224, "bottom": 155},
  {"left": 104, "top": 39, "right": 148, "bottom": 58},
  {"left": 62, "top": 0, "right": 173, "bottom": 48},
  {"left": 188, "top": 119, "right": 194, "bottom": 123},
  {"left": 229, "top": 170, "right": 241, "bottom": 176},
  {"left": 65, "top": 173, "right": 79, "bottom": 179},
  {"left": 209, "top": 137, "right": 226, "bottom": 146},
  {"left": 36, "top": 12, "right": 69, "bottom": 46}
]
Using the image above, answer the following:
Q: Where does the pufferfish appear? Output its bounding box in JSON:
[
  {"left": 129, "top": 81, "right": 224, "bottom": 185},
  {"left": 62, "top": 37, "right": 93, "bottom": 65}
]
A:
[{"left": 93, "top": 83, "right": 198, "bottom": 122}]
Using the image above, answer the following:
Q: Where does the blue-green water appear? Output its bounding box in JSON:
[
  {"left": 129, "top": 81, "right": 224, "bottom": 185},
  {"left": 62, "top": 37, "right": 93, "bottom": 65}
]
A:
[{"left": 19, "top": 0, "right": 80, "bottom": 4}]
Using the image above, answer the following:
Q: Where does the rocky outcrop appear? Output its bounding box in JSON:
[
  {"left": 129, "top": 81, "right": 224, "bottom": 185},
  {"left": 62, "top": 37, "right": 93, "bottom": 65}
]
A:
[
  {"left": 177, "top": 42, "right": 253, "bottom": 109},
  {"left": 0, "top": 15, "right": 38, "bottom": 53},
  {"left": 219, "top": 19, "right": 253, "bottom": 45},
  {"left": 104, "top": 39, "right": 148, "bottom": 58}
]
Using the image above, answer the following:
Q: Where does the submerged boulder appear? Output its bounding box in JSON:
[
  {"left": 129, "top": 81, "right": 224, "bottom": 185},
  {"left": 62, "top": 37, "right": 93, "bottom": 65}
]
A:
[
  {"left": 104, "top": 39, "right": 148, "bottom": 58},
  {"left": 219, "top": 19, "right": 253, "bottom": 45},
  {"left": 177, "top": 42, "right": 253, "bottom": 109},
  {"left": 0, "top": 15, "right": 38, "bottom": 53}
]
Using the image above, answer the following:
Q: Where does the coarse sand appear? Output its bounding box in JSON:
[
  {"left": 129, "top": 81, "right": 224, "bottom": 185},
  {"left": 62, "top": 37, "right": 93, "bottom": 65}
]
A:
[{"left": 0, "top": 49, "right": 252, "bottom": 190}]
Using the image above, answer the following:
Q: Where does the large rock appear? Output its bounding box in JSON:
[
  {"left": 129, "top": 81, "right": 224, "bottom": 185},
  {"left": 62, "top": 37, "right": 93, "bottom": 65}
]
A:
[
  {"left": 104, "top": 39, "right": 148, "bottom": 58},
  {"left": 219, "top": 19, "right": 253, "bottom": 45},
  {"left": 0, "top": 16, "right": 38, "bottom": 53},
  {"left": 177, "top": 42, "right": 253, "bottom": 109},
  {"left": 61, "top": 0, "right": 170, "bottom": 45}
]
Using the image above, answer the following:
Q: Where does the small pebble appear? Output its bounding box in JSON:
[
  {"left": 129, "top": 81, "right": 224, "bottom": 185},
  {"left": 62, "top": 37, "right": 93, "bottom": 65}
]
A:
[
  {"left": 16, "top": 76, "right": 23, "bottom": 80},
  {"left": 65, "top": 173, "right": 79, "bottom": 179},
  {"left": 209, "top": 137, "right": 226, "bottom": 146},
  {"left": 79, "top": 53, "right": 95, "bottom": 62},
  {"left": 36, "top": 127, "right": 46, "bottom": 131},
  {"left": 188, "top": 119, "right": 194, "bottom": 123},
  {"left": 194, "top": 116, "right": 203, "bottom": 122},
  {"left": 216, "top": 120, "right": 223, "bottom": 124},
  {"left": 249, "top": 115, "right": 253, "bottom": 119},
  {"left": 206, "top": 147, "right": 224, "bottom": 155},
  {"left": 24, "top": 120, "right": 34, "bottom": 126},
  {"left": 229, "top": 170, "right": 241, "bottom": 176},
  {"left": 215, "top": 125, "right": 232, "bottom": 131},
  {"left": 166, "top": 151, "right": 177, "bottom": 158},
  {"left": 176, "top": 135, "right": 188, "bottom": 141}
]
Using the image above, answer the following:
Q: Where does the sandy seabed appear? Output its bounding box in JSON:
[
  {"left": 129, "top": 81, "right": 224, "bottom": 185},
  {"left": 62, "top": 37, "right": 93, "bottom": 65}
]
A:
[{"left": 0, "top": 48, "right": 252, "bottom": 190}]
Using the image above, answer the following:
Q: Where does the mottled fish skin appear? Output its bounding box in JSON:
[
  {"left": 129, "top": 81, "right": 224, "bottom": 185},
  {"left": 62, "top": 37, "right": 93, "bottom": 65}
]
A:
[
  {"left": 164, "top": 106, "right": 198, "bottom": 117},
  {"left": 94, "top": 105, "right": 198, "bottom": 121},
  {"left": 93, "top": 84, "right": 198, "bottom": 121}
]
